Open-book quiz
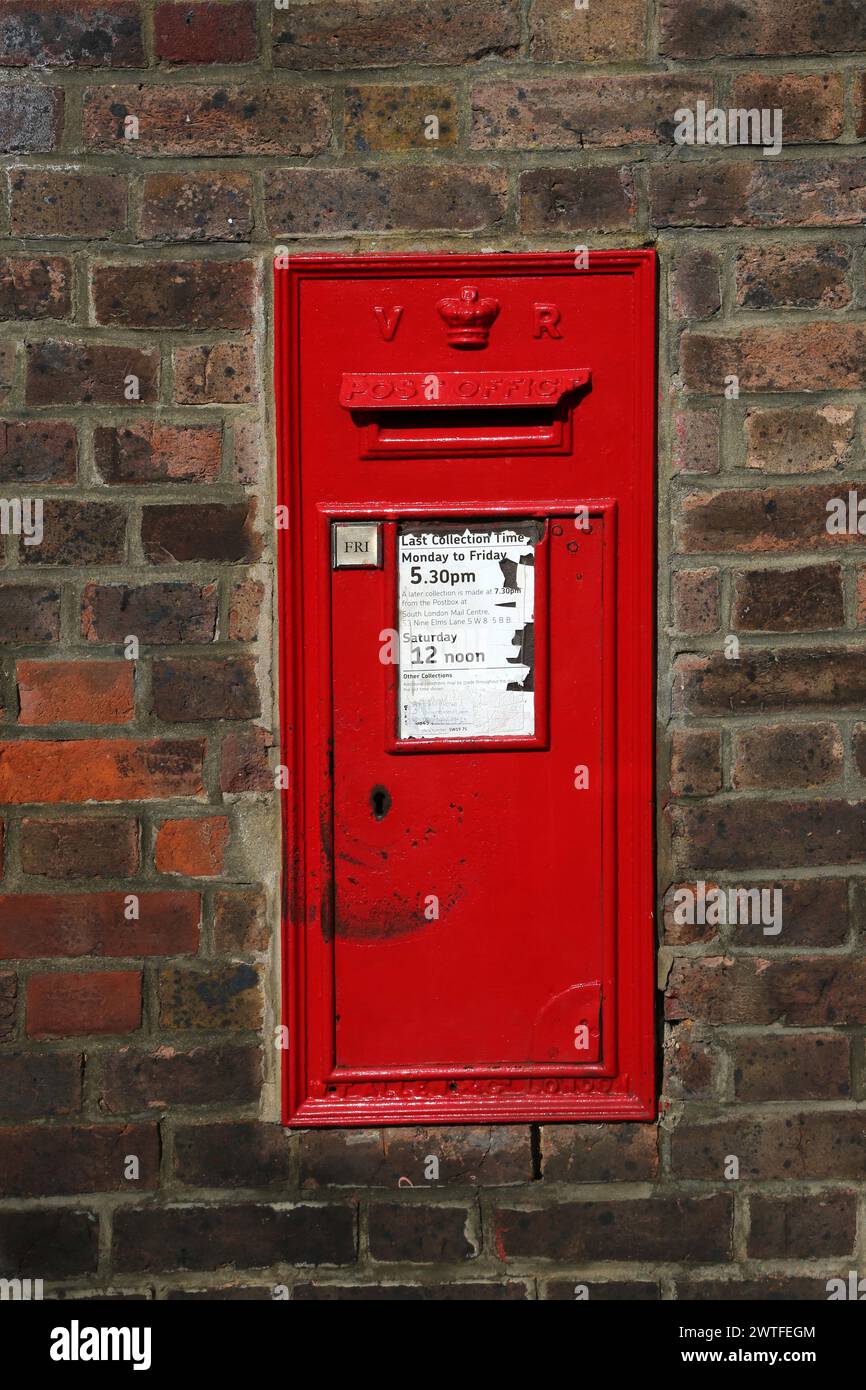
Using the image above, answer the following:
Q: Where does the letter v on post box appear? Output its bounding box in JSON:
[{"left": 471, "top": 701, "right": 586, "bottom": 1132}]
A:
[{"left": 275, "top": 252, "right": 656, "bottom": 1125}]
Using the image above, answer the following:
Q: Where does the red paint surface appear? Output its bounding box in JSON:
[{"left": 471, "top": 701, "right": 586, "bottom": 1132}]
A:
[{"left": 275, "top": 252, "right": 656, "bottom": 1125}]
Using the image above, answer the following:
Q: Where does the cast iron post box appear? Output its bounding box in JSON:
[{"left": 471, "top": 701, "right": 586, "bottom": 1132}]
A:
[{"left": 275, "top": 252, "right": 655, "bottom": 1125}]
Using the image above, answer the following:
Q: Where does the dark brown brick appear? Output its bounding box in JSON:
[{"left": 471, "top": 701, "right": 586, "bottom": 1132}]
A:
[
  {"left": 519, "top": 166, "right": 637, "bottom": 232},
  {"left": 26, "top": 341, "right": 159, "bottom": 406},
  {"left": 736, "top": 242, "right": 851, "bottom": 309},
  {"left": 472, "top": 76, "right": 709, "bottom": 149},
  {"left": 672, "top": 799, "right": 866, "bottom": 871},
  {"left": 300, "top": 1128, "right": 531, "bottom": 1189},
  {"left": 158, "top": 962, "right": 260, "bottom": 1030},
  {"left": 152, "top": 657, "right": 259, "bottom": 722},
  {"left": 730, "top": 72, "right": 844, "bottom": 142},
  {"left": 294, "top": 1280, "right": 529, "bottom": 1300},
  {"left": 670, "top": 248, "right": 720, "bottom": 320},
  {"left": 20, "top": 817, "right": 139, "bottom": 879},
  {"left": 0, "top": 969, "right": 15, "bottom": 1041},
  {"left": 94, "top": 422, "right": 221, "bottom": 484},
  {"left": 139, "top": 172, "right": 253, "bottom": 242},
  {"left": 675, "top": 485, "right": 852, "bottom": 555},
  {"left": 670, "top": 730, "right": 721, "bottom": 797},
  {"left": 673, "top": 650, "right": 866, "bottom": 716},
  {"left": 542, "top": 1279, "right": 659, "bottom": 1300},
  {"left": 0, "top": 1208, "right": 98, "bottom": 1277},
  {"left": 663, "top": 1020, "right": 718, "bottom": 1099},
  {"left": 0, "top": 586, "right": 60, "bottom": 644},
  {"left": 0, "top": 420, "right": 76, "bottom": 485},
  {"left": 659, "top": 0, "right": 866, "bottom": 57},
  {"left": 81, "top": 582, "right": 218, "bottom": 645},
  {"left": 672, "top": 568, "right": 720, "bottom": 634},
  {"left": 0, "top": 84, "right": 64, "bottom": 151},
  {"left": 273, "top": 0, "right": 520, "bottom": 68},
  {"left": 652, "top": 159, "right": 866, "bottom": 230},
  {"left": 0, "top": 3, "right": 145, "bottom": 66},
  {"left": 733, "top": 563, "right": 844, "bottom": 632},
  {"left": 0, "top": 255, "right": 71, "bottom": 320},
  {"left": 368, "top": 1203, "right": 475, "bottom": 1262},
  {"left": 174, "top": 1121, "right": 290, "bottom": 1188},
  {"left": 265, "top": 166, "right": 507, "bottom": 236},
  {"left": 27, "top": 969, "right": 142, "bottom": 1037},
  {"left": 670, "top": 1113, "right": 866, "bottom": 1181},
  {"left": 667, "top": 957, "right": 866, "bottom": 1026},
  {"left": 682, "top": 323, "right": 866, "bottom": 393},
  {"left": 98, "top": 1044, "right": 261, "bottom": 1113},
  {"left": 213, "top": 887, "right": 268, "bottom": 954},
  {"left": 227, "top": 577, "right": 263, "bottom": 642},
  {"left": 732, "top": 1033, "right": 851, "bottom": 1101},
  {"left": 494, "top": 1195, "right": 732, "bottom": 1262},
  {"left": 541, "top": 1125, "right": 658, "bottom": 1182},
  {"left": 0, "top": 1051, "right": 82, "bottom": 1118},
  {"left": 92, "top": 260, "right": 254, "bottom": 331},
  {"left": 83, "top": 83, "right": 331, "bottom": 156},
  {"left": 142, "top": 503, "right": 261, "bottom": 564},
  {"left": 173, "top": 341, "right": 257, "bottom": 405},
  {"left": 675, "top": 1276, "right": 834, "bottom": 1300},
  {"left": 0, "top": 1122, "right": 157, "bottom": 1197},
  {"left": 731, "top": 723, "right": 843, "bottom": 789},
  {"left": 219, "top": 727, "right": 272, "bottom": 792},
  {"left": 19, "top": 500, "right": 125, "bottom": 566},
  {"left": 114, "top": 1202, "right": 355, "bottom": 1271},
  {"left": 9, "top": 170, "right": 126, "bottom": 238},
  {"left": 155, "top": 2, "right": 257, "bottom": 64}
]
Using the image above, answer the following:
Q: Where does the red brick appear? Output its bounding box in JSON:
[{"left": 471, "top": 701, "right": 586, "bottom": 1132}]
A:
[
  {"left": 672, "top": 410, "right": 719, "bottom": 475},
  {"left": 83, "top": 83, "right": 331, "bottom": 156},
  {"left": 92, "top": 260, "right": 254, "bottom": 330},
  {"left": 672, "top": 568, "right": 720, "bottom": 635},
  {"left": 0, "top": 254, "right": 71, "bottom": 320},
  {"left": 0, "top": 85, "right": 64, "bottom": 151},
  {"left": 0, "top": 420, "right": 76, "bottom": 484},
  {"left": 219, "top": 727, "right": 272, "bottom": 792},
  {"left": 27, "top": 969, "right": 142, "bottom": 1037},
  {"left": 0, "top": 891, "right": 199, "bottom": 958},
  {"left": 682, "top": 323, "right": 866, "bottom": 394},
  {"left": 213, "top": 887, "right": 268, "bottom": 953},
  {"left": 0, "top": 3, "right": 145, "bottom": 66},
  {"left": 155, "top": 2, "right": 257, "bottom": 64},
  {"left": 0, "top": 738, "right": 204, "bottom": 804},
  {"left": 273, "top": 0, "right": 520, "bottom": 68},
  {"left": 227, "top": 578, "right": 263, "bottom": 642},
  {"left": 9, "top": 170, "right": 127, "bottom": 237},
  {"left": 155, "top": 817, "right": 229, "bottom": 877},
  {"left": 0, "top": 1122, "right": 157, "bottom": 1198},
  {"left": 94, "top": 422, "right": 222, "bottom": 483},
  {"left": 139, "top": 171, "right": 253, "bottom": 242},
  {"left": 471, "top": 76, "right": 710, "bottom": 149},
  {"left": 265, "top": 166, "right": 507, "bottom": 236},
  {"left": 26, "top": 341, "right": 159, "bottom": 406},
  {"left": 17, "top": 660, "right": 134, "bottom": 725},
  {"left": 20, "top": 816, "right": 139, "bottom": 879},
  {"left": 529, "top": 0, "right": 646, "bottom": 61}
]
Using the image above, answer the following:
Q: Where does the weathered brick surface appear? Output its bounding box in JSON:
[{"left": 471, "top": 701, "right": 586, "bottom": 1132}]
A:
[{"left": 1, "top": 0, "right": 864, "bottom": 1303}]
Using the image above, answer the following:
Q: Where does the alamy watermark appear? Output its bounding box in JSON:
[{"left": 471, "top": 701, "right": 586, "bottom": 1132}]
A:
[
  {"left": 0, "top": 497, "right": 43, "bottom": 546},
  {"left": 671, "top": 880, "right": 783, "bottom": 936},
  {"left": 674, "top": 100, "right": 782, "bottom": 157}
]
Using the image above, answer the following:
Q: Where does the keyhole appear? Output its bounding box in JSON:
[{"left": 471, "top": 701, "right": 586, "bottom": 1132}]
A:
[{"left": 370, "top": 785, "right": 392, "bottom": 820}]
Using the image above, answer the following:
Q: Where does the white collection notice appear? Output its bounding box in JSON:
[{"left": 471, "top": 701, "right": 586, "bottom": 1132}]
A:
[{"left": 397, "top": 521, "right": 538, "bottom": 741}]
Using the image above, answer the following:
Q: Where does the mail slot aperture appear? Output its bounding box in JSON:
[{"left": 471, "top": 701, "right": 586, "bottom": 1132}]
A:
[{"left": 275, "top": 252, "right": 656, "bottom": 1126}]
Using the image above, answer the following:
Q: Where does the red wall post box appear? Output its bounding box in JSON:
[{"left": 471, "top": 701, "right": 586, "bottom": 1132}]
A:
[{"left": 275, "top": 252, "right": 656, "bottom": 1125}]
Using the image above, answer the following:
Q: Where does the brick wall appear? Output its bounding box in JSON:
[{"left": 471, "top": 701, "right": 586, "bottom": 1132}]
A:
[{"left": 0, "top": 0, "right": 864, "bottom": 1300}]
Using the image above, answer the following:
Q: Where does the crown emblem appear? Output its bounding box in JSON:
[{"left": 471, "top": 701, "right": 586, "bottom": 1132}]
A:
[{"left": 436, "top": 284, "right": 500, "bottom": 350}]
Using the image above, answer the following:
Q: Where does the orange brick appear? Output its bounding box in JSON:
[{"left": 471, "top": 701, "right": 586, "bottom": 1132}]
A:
[
  {"left": 17, "top": 660, "right": 133, "bottom": 725},
  {"left": 0, "top": 739, "right": 205, "bottom": 804},
  {"left": 155, "top": 816, "right": 230, "bottom": 877}
]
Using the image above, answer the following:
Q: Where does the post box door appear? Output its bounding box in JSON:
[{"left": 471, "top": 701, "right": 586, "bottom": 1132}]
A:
[{"left": 331, "top": 515, "right": 611, "bottom": 1069}]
